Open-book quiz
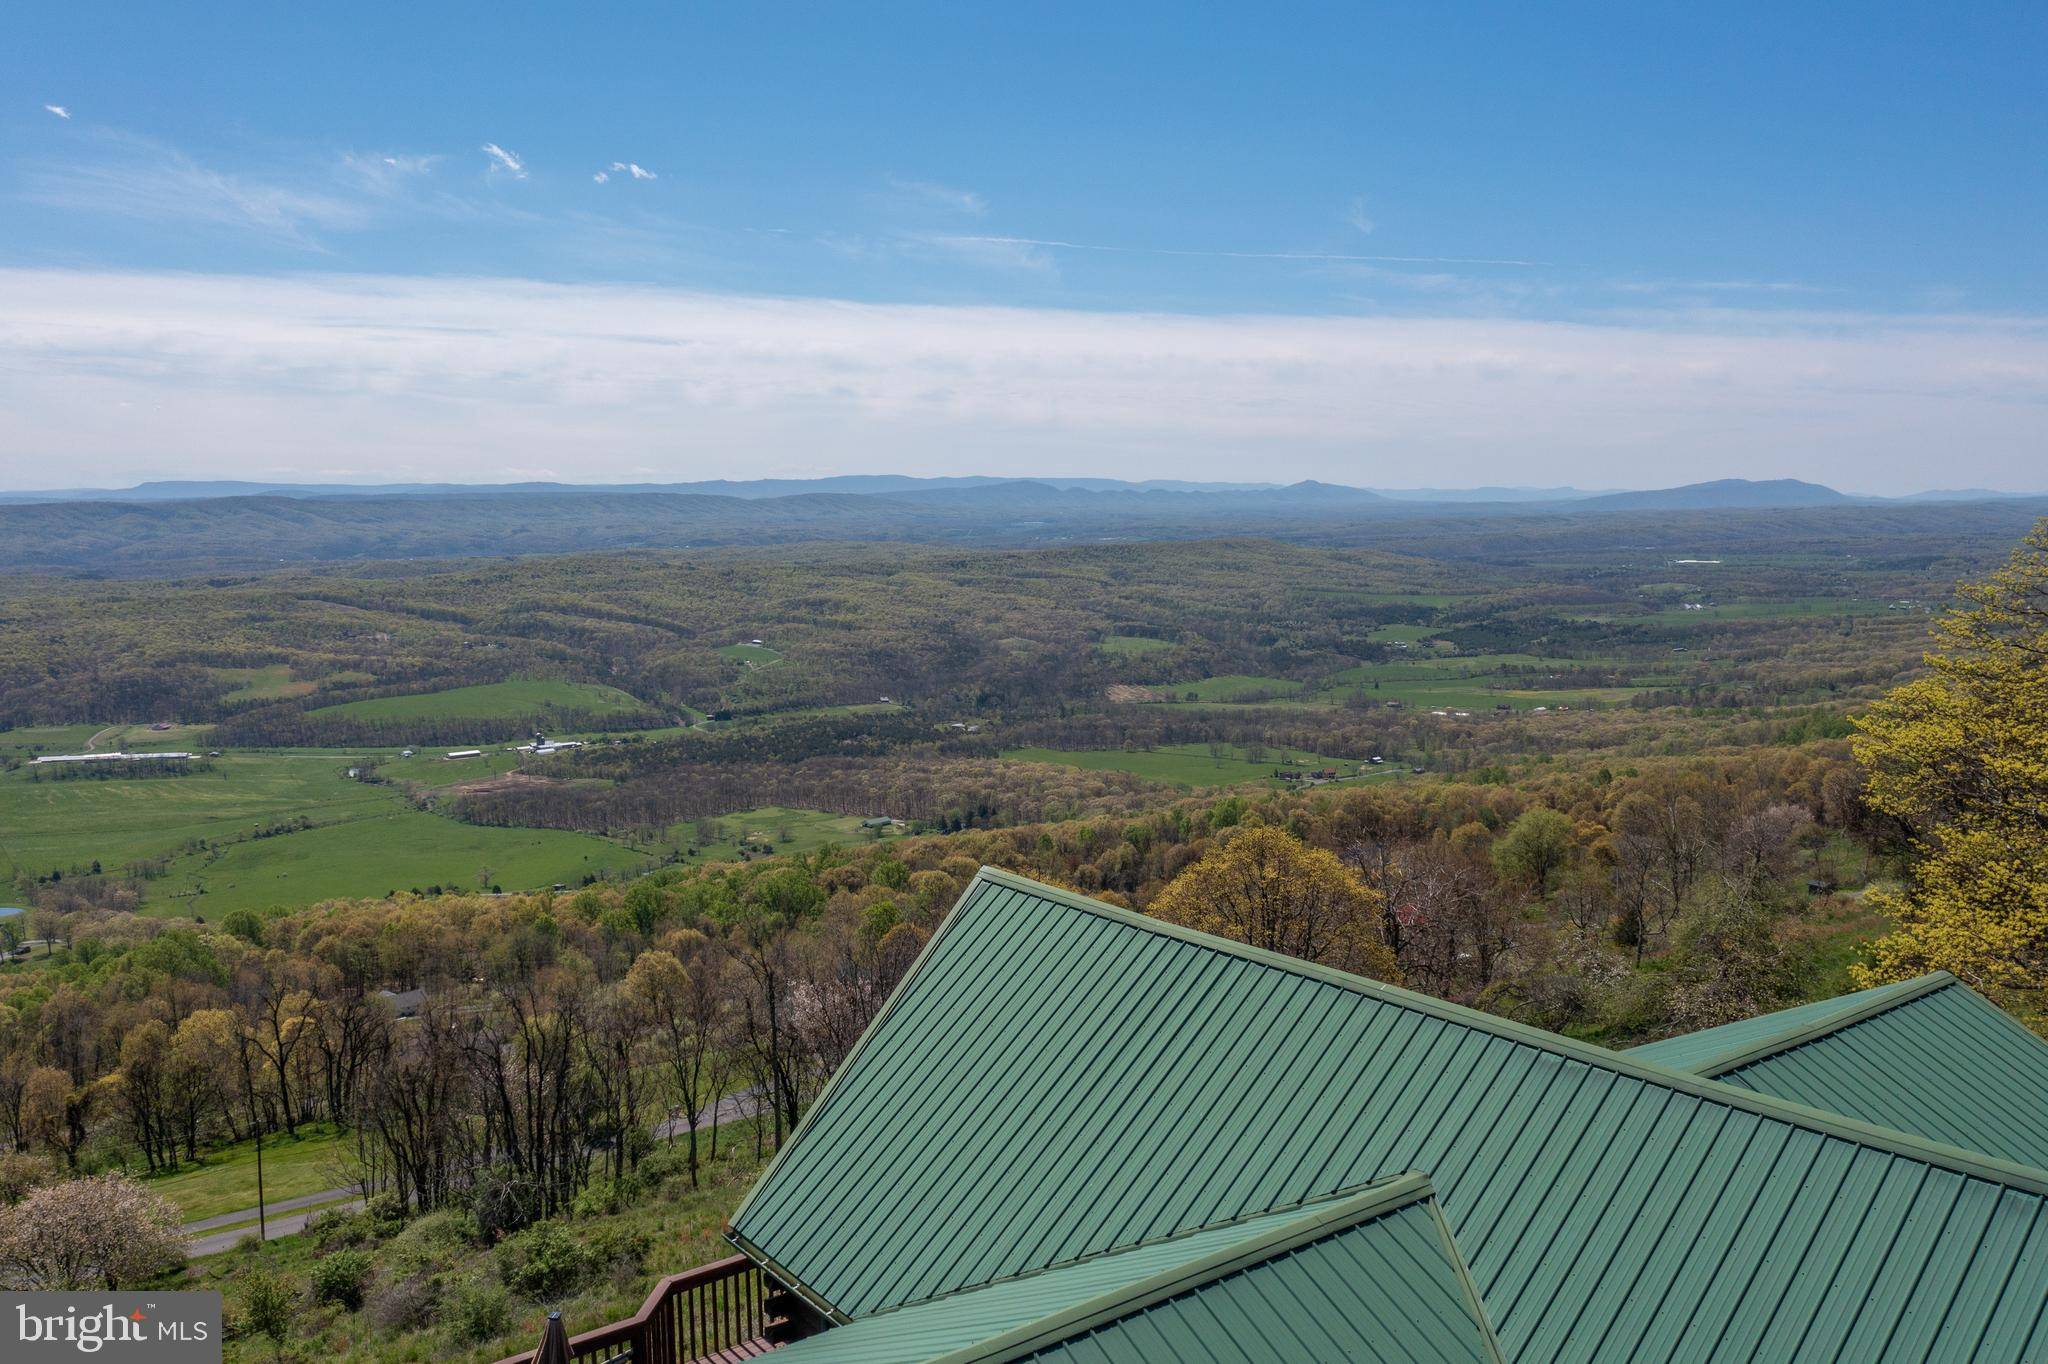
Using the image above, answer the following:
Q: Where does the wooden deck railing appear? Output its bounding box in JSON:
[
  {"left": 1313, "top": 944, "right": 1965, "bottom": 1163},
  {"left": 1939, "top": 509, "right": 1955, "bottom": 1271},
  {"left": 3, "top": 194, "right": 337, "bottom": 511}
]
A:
[{"left": 494, "top": 1253, "right": 775, "bottom": 1364}]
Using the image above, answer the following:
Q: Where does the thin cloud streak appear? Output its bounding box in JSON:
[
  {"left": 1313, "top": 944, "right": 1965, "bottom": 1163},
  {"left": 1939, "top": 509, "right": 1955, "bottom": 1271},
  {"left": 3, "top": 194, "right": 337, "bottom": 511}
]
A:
[
  {"left": 943, "top": 234, "right": 1547, "bottom": 268},
  {"left": 44, "top": 104, "right": 71, "bottom": 119},
  {"left": 887, "top": 177, "right": 988, "bottom": 216},
  {"left": 0, "top": 270, "right": 2041, "bottom": 492},
  {"left": 22, "top": 133, "right": 371, "bottom": 245}
]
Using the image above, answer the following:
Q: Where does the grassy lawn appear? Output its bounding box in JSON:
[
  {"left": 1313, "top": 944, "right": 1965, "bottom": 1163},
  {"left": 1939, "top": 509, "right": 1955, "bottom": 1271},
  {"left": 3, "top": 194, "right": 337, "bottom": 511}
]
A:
[
  {"left": 143, "top": 1122, "right": 357, "bottom": 1223},
  {"left": 1096, "top": 634, "right": 1175, "bottom": 655},
  {"left": 1147, "top": 675, "right": 1304, "bottom": 703},
  {"left": 1004, "top": 742, "right": 1372, "bottom": 787},
  {"left": 717, "top": 643, "right": 783, "bottom": 665},
  {"left": 309, "top": 680, "right": 647, "bottom": 723}
]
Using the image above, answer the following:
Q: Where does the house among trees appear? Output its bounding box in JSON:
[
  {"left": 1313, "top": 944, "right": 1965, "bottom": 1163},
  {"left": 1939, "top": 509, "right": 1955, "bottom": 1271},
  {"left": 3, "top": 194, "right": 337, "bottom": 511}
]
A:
[{"left": 526, "top": 868, "right": 2048, "bottom": 1364}]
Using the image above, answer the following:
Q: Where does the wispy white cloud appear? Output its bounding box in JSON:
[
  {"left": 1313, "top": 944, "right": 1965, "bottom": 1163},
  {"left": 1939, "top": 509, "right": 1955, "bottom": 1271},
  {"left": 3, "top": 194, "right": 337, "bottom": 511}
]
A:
[
  {"left": 611, "top": 161, "right": 656, "bottom": 181},
  {"left": 1612, "top": 278, "right": 1825, "bottom": 296},
  {"left": 1, "top": 269, "right": 2042, "bottom": 492},
  {"left": 914, "top": 233, "right": 1057, "bottom": 273},
  {"left": 887, "top": 176, "right": 988, "bottom": 216},
  {"left": 932, "top": 233, "right": 1543, "bottom": 268},
  {"left": 340, "top": 151, "right": 442, "bottom": 195},
  {"left": 22, "top": 132, "right": 372, "bottom": 246},
  {"left": 43, "top": 104, "right": 71, "bottom": 119},
  {"left": 481, "top": 142, "right": 526, "bottom": 178},
  {"left": 1346, "top": 195, "right": 1374, "bottom": 234}
]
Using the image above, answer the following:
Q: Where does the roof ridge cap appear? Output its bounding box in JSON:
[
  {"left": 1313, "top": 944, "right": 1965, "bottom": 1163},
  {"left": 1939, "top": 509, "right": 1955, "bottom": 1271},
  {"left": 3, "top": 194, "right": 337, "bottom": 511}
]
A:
[
  {"left": 916, "top": 1173, "right": 1459, "bottom": 1364},
  {"left": 1680, "top": 972, "right": 1957, "bottom": 1078},
  {"left": 853, "top": 1173, "right": 1436, "bottom": 1319}
]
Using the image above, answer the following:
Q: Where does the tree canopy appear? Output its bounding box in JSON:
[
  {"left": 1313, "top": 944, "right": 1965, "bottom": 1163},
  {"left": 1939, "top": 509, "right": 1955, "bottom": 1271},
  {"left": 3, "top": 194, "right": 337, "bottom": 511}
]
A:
[{"left": 1854, "top": 518, "right": 2048, "bottom": 999}]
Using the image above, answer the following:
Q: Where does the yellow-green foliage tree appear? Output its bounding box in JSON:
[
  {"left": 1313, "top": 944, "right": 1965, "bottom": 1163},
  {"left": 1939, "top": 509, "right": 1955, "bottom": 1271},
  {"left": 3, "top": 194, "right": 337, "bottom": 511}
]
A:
[
  {"left": 1150, "top": 826, "right": 1396, "bottom": 980},
  {"left": 1853, "top": 519, "right": 2048, "bottom": 999}
]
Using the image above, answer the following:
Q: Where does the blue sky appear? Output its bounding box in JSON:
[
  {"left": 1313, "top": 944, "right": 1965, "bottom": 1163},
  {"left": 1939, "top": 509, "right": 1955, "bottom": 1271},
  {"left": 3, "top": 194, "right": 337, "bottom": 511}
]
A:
[{"left": 3, "top": 4, "right": 2045, "bottom": 491}]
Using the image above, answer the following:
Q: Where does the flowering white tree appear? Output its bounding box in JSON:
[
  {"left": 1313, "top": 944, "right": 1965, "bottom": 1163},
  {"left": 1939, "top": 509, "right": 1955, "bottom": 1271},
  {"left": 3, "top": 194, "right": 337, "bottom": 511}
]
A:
[{"left": 0, "top": 1172, "right": 184, "bottom": 1289}]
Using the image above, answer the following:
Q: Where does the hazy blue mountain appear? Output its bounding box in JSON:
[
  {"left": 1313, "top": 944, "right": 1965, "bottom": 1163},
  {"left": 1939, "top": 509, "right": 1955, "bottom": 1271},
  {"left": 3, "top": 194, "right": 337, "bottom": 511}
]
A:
[{"left": 1572, "top": 478, "right": 1852, "bottom": 511}]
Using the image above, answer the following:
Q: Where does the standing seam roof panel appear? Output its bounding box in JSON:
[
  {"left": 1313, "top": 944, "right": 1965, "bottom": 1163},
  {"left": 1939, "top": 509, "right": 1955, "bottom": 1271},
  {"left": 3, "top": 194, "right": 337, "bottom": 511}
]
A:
[{"left": 730, "top": 869, "right": 2048, "bottom": 1360}]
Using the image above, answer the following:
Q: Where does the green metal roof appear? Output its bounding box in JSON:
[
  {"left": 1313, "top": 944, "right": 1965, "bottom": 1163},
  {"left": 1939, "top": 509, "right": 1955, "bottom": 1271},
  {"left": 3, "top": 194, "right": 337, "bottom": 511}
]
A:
[
  {"left": 1630, "top": 972, "right": 2048, "bottom": 1169},
  {"left": 764, "top": 1174, "right": 1501, "bottom": 1364},
  {"left": 1624, "top": 976, "right": 1926, "bottom": 1072},
  {"left": 732, "top": 868, "right": 2048, "bottom": 1362}
]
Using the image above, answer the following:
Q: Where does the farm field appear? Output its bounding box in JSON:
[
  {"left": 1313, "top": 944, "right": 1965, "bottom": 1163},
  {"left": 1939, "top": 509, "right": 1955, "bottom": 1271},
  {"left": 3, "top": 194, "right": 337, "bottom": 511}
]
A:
[
  {"left": 1150, "top": 675, "right": 1304, "bottom": 702},
  {"left": 1003, "top": 742, "right": 1380, "bottom": 788},
  {"left": 0, "top": 747, "right": 650, "bottom": 915},
  {"left": 211, "top": 664, "right": 319, "bottom": 702},
  {"left": 308, "top": 679, "right": 647, "bottom": 722},
  {"left": 1656, "top": 597, "right": 1907, "bottom": 620},
  {"left": 673, "top": 806, "right": 901, "bottom": 862},
  {"left": 0, "top": 752, "right": 389, "bottom": 880},
  {"left": 1097, "top": 634, "right": 1175, "bottom": 655},
  {"left": 717, "top": 643, "right": 782, "bottom": 665},
  {"left": 145, "top": 807, "right": 647, "bottom": 916}
]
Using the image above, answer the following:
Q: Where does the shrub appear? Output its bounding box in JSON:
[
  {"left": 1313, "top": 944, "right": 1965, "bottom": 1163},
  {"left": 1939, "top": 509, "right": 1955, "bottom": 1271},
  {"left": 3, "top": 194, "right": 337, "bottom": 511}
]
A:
[
  {"left": 583, "top": 1224, "right": 651, "bottom": 1277},
  {"left": 500, "top": 1221, "right": 591, "bottom": 1300},
  {"left": 239, "top": 1270, "right": 299, "bottom": 1348},
  {"left": 0, "top": 1172, "right": 183, "bottom": 1289},
  {"left": 366, "top": 1270, "right": 439, "bottom": 1333},
  {"left": 382, "top": 1208, "right": 478, "bottom": 1275},
  {"left": 445, "top": 1278, "right": 512, "bottom": 1344},
  {"left": 310, "top": 1249, "right": 373, "bottom": 1311},
  {"left": 0, "top": 1152, "right": 55, "bottom": 1206}
]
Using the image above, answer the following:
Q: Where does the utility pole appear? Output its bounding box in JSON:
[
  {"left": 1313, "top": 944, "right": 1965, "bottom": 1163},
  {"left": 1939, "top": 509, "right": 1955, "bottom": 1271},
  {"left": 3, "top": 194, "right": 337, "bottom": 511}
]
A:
[{"left": 254, "top": 1118, "right": 267, "bottom": 1241}]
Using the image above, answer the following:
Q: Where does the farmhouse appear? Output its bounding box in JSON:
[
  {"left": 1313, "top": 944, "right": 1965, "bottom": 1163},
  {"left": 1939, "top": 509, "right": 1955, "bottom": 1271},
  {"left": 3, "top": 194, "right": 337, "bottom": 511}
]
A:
[{"left": 519, "top": 868, "right": 2048, "bottom": 1363}]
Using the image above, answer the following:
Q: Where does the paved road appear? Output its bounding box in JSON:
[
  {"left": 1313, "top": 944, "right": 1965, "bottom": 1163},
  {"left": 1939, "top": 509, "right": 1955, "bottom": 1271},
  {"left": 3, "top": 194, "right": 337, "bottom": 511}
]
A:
[
  {"left": 186, "top": 1197, "right": 365, "bottom": 1257},
  {"left": 182, "top": 1187, "right": 359, "bottom": 1235},
  {"left": 656, "top": 1087, "right": 764, "bottom": 1141},
  {"left": 184, "top": 1090, "right": 764, "bottom": 1256}
]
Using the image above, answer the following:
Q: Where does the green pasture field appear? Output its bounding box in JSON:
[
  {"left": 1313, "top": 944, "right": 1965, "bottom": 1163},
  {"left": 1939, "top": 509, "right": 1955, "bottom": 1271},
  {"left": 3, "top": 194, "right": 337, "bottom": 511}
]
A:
[
  {"left": 212, "top": 664, "right": 318, "bottom": 702},
  {"left": 1325, "top": 653, "right": 1613, "bottom": 686},
  {"left": 0, "top": 752, "right": 388, "bottom": 880},
  {"left": 0, "top": 723, "right": 109, "bottom": 758},
  {"left": 385, "top": 748, "right": 528, "bottom": 787},
  {"left": 0, "top": 746, "right": 649, "bottom": 916},
  {"left": 674, "top": 806, "right": 901, "bottom": 862},
  {"left": 148, "top": 807, "right": 648, "bottom": 916},
  {"left": 1147, "top": 675, "right": 1305, "bottom": 702},
  {"left": 1003, "top": 742, "right": 1374, "bottom": 788},
  {"left": 1657, "top": 597, "right": 1896, "bottom": 621},
  {"left": 1365, "top": 624, "right": 1446, "bottom": 643},
  {"left": 1097, "top": 634, "right": 1175, "bottom": 655},
  {"left": 140, "top": 1122, "right": 357, "bottom": 1223},
  {"left": 717, "top": 643, "right": 783, "bottom": 665},
  {"left": 1331, "top": 679, "right": 1641, "bottom": 711},
  {"left": 307, "top": 679, "right": 646, "bottom": 722}
]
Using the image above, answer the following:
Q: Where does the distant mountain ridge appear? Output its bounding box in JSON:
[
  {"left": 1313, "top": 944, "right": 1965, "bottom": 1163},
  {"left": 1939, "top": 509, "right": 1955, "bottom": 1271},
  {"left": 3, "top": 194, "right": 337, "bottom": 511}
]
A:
[
  {"left": 1572, "top": 478, "right": 1853, "bottom": 511},
  {"left": 1, "top": 473, "right": 2038, "bottom": 511}
]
